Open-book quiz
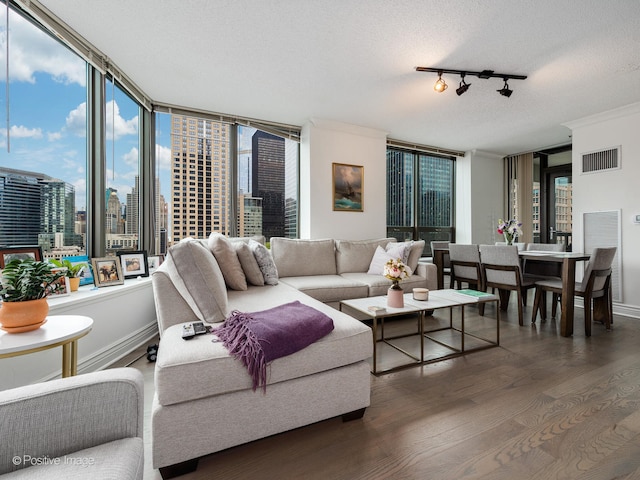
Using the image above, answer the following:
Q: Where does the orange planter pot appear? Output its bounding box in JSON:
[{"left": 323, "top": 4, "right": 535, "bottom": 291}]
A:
[
  {"left": 0, "top": 298, "right": 49, "bottom": 333},
  {"left": 69, "top": 277, "right": 81, "bottom": 292}
]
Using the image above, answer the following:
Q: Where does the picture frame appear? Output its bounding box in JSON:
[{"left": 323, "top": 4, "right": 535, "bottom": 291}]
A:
[
  {"left": 332, "top": 163, "right": 363, "bottom": 212},
  {"left": 61, "top": 255, "right": 93, "bottom": 286},
  {"left": 0, "top": 245, "right": 43, "bottom": 269},
  {"left": 91, "top": 257, "right": 125, "bottom": 287},
  {"left": 116, "top": 250, "right": 149, "bottom": 279},
  {"left": 147, "top": 255, "right": 161, "bottom": 274},
  {"left": 49, "top": 267, "right": 71, "bottom": 297}
]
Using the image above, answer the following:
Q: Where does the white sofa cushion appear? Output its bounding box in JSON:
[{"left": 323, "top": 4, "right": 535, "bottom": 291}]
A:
[
  {"left": 208, "top": 233, "right": 247, "bottom": 291},
  {"left": 154, "top": 283, "right": 371, "bottom": 406},
  {"left": 249, "top": 239, "right": 279, "bottom": 285},
  {"left": 233, "top": 241, "right": 264, "bottom": 286},
  {"left": 335, "top": 237, "right": 396, "bottom": 274},
  {"left": 278, "top": 274, "right": 369, "bottom": 303},
  {"left": 271, "top": 238, "right": 337, "bottom": 277},
  {"left": 163, "top": 238, "right": 229, "bottom": 323}
]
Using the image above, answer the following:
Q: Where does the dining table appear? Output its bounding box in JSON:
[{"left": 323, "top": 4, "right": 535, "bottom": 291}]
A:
[
  {"left": 433, "top": 247, "right": 596, "bottom": 337},
  {"left": 518, "top": 251, "right": 592, "bottom": 337}
]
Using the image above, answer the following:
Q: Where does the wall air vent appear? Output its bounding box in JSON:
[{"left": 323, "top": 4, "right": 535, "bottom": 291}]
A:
[{"left": 581, "top": 146, "right": 620, "bottom": 174}]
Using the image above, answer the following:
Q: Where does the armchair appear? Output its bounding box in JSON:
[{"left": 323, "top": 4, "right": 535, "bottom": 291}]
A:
[{"left": 0, "top": 368, "right": 144, "bottom": 479}]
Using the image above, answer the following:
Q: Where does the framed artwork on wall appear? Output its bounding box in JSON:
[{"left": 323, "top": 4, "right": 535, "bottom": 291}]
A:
[
  {"left": 116, "top": 250, "right": 149, "bottom": 279},
  {"left": 91, "top": 257, "right": 125, "bottom": 287},
  {"left": 0, "top": 245, "right": 43, "bottom": 269},
  {"left": 332, "top": 163, "right": 363, "bottom": 212}
]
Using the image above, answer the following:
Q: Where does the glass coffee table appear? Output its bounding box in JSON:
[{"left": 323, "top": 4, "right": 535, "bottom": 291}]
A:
[{"left": 340, "top": 289, "right": 500, "bottom": 374}]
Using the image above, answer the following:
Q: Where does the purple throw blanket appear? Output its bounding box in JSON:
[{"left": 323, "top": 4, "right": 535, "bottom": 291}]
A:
[{"left": 215, "top": 301, "right": 334, "bottom": 392}]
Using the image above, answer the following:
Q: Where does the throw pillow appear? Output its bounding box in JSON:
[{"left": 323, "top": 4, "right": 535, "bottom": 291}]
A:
[
  {"left": 165, "top": 238, "right": 228, "bottom": 323},
  {"left": 385, "top": 242, "right": 409, "bottom": 264},
  {"left": 249, "top": 239, "right": 279, "bottom": 285},
  {"left": 233, "top": 241, "right": 264, "bottom": 286},
  {"left": 367, "top": 245, "right": 396, "bottom": 275},
  {"left": 208, "top": 232, "right": 247, "bottom": 291}
]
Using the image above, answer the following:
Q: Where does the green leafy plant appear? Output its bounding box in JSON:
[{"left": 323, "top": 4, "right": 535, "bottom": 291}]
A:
[
  {"left": 0, "top": 258, "right": 66, "bottom": 302},
  {"left": 49, "top": 258, "right": 87, "bottom": 278}
]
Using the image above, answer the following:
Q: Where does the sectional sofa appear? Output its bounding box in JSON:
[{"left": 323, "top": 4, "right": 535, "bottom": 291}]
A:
[{"left": 150, "top": 235, "right": 436, "bottom": 478}]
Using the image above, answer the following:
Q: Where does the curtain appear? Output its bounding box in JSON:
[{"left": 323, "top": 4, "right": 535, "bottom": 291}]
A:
[{"left": 504, "top": 153, "right": 534, "bottom": 243}]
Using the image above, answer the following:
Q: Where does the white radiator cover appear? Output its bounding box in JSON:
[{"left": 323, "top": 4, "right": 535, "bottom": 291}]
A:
[{"left": 583, "top": 210, "right": 622, "bottom": 302}]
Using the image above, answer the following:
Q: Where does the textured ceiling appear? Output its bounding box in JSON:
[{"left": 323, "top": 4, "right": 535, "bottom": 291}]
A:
[{"left": 39, "top": 0, "right": 640, "bottom": 155}]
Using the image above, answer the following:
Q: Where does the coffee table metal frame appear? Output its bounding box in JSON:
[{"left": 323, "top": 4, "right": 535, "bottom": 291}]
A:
[{"left": 340, "top": 289, "right": 500, "bottom": 375}]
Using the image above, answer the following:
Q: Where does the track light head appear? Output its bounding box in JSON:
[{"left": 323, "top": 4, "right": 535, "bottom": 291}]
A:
[
  {"left": 497, "top": 79, "right": 513, "bottom": 97},
  {"left": 433, "top": 71, "right": 448, "bottom": 92},
  {"left": 456, "top": 74, "right": 471, "bottom": 96}
]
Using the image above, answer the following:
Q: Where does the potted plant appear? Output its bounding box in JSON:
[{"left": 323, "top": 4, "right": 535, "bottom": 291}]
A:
[
  {"left": 49, "top": 258, "right": 87, "bottom": 292},
  {"left": 0, "top": 258, "right": 66, "bottom": 333}
]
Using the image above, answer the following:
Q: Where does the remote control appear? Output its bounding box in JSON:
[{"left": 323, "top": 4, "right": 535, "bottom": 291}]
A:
[
  {"left": 182, "top": 323, "right": 196, "bottom": 340},
  {"left": 192, "top": 322, "right": 207, "bottom": 335}
]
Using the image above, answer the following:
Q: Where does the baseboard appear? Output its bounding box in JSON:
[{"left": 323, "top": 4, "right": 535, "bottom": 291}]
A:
[
  {"left": 37, "top": 321, "right": 159, "bottom": 382},
  {"left": 574, "top": 299, "right": 640, "bottom": 320}
]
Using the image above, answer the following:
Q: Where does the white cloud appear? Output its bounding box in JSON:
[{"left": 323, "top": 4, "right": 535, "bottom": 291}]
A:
[
  {"left": 8, "top": 125, "right": 43, "bottom": 138},
  {"left": 123, "top": 147, "right": 139, "bottom": 167},
  {"left": 106, "top": 100, "right": 138, "bottom": 140},
  {"left": 66, "top": 102, "right": 87, "bottom": 137},
  {"left": 156, "top": 144, "right": 171, "bottom": 171},
  {"left": 0, "top": 12, "right": 86, "bottom": 86},
  {"left": 48, "top": 131, "right": 62, "bottom": 141}
]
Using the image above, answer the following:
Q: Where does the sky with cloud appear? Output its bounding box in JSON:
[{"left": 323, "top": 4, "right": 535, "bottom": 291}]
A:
[{"left": 0, "top": 8, "right": 172, "bottom": 211}]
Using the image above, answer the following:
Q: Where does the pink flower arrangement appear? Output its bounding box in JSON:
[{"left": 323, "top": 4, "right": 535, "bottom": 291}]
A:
[{"left": 383, "top": 258, "right": 409, "bottom": 283}]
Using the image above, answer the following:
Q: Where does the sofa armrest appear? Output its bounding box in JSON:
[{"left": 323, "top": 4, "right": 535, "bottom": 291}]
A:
[
  {"left": 0, "top": 368, "right": 144, "bottom": 475},
  {"left": 415, "top": 262, "right": 437, "bottom": 290}
]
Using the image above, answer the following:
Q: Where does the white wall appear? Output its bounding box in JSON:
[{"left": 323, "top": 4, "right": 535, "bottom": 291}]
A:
[
  {"left": 300, "top": 118, "right": 388, "bottom": 239},
  {"left": 456, "top": 150, "right": 504, "bottom": 244},
  {"left": 565, "top": 102, "right": 640, "bottom": 318},
  {"left": 0, "top": 279, "right": 158, "bottom": 389}
]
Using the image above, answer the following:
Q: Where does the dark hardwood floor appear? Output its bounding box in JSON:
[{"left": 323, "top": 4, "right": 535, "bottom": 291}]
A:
[{"left": 118, "top": 295, "right": 640, "bottom": 480}]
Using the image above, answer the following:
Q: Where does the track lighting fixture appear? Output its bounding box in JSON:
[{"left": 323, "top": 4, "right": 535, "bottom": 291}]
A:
[
  {"left": 417, "top": 67, "right": 526, "bottom": 97},
  {"left": 497, "top": 78, "right": 513, "bottom": 97},
  {"left": 433, "top": 71, "right": 447, "bottom": 92},
  {"left": 456, "top": 74, "right": 471, "bottom": 96}
]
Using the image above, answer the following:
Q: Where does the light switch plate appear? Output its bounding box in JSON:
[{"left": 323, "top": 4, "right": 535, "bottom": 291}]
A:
[{"left": 634, "top": 214, "right": 640, "bottom": 224}]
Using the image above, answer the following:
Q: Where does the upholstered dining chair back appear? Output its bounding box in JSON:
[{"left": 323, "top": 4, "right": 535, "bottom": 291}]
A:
[
  {"left": 582, "top": 247, "right": 617, "bottom": 294},
  {"left": 448, "top": 244, "right": 481, "bottom": 288},
  {"left": 430, "top": 241, "right": 450, "bottom": 268},
  {"left": 480, "top": 245, "right": 521, "bottom": 287},
  {"left": 525, "top": 243, "right": 565, "bottom": 252}
]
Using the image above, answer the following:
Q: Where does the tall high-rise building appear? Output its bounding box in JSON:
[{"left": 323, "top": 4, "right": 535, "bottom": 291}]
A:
[
  {"left": 252, "top": 130, "right": 285, "bottom": 239},
  {"left": 126, "top": 175, "right": 140, "bottom": 235},
  {"left": 0, "top": 167, "right": 80, "bottom": 250},
  {"left": 171, "top": 115, "right": 231, "bottom": 241},
  {"left": 106, "top": 190, "right": 123, "bottom": 234}
]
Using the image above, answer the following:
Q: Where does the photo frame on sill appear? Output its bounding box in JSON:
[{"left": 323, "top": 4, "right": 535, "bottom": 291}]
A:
[
  {"left": 91, "top": 257, "right": 125, "bottom": 287},
  {"left": 49, "top": 268, "right": 71, "bottom": 297},
  {"left": 332, "top": 163, "right": 363, "bottom": 212},
  {"left": 62, "top": 255, "right": 93, "bottom": 286},
  {"left": 116, "top": 250, "right": 149, "bottom": 279},
  {"left": 147, "top": 255, "right": 162, "bottom": 274},
  {"left": 0, "top": 245, "right": 43, "bottom": 269}
]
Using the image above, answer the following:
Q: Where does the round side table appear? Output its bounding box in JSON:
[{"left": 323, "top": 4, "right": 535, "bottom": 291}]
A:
[{"left": 0, "top": 315, "right": 93, "bottom": 377}]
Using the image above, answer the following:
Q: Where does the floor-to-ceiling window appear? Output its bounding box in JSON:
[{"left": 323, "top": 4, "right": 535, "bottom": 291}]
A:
[
  {"left": 0, "top": 5, "right": 87, "bottom": 259},
  {"left": 387, "top": 146, "right": 455, "bottom": 255}
]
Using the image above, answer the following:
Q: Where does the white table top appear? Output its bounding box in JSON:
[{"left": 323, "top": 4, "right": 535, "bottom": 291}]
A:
[
  {"left": 0, "top": 315, "right": 94, "bottom": 356},
  {"left": 341, "top": 289, "right": 498, "bottom": 317}
]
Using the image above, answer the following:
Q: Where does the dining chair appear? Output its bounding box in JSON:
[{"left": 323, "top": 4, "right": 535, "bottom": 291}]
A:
[
  {"left": 495, "top": 241, "right": 527, "bottom": 251},
  {"left": 531, "top": 246, "right": 617, "bottom": 336},
  {"left": 448, "top": 244, "right": 482, "bottom": 290},
  {"left": 430, "top": 240, "right": 451, "bottom": 277},
  {"left": 523, "top": 242, "right": 566, "bottom": 279},
  {"left": 480, "top": 244, "right": 537, "bottom": 326}
]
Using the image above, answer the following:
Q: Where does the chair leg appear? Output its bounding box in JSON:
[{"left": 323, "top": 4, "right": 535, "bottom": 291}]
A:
[
  {"left": 516, "top": 290, "right": 524, "bottom": 326},
  {"left": 532, "top": 287, "right": 542, "bottom": 324},
  {"left": 551, "top": 293, "right": 559, "bottom": 319},
  {"left": 584, "top": 295, "right": 592, "bottom": 337}
]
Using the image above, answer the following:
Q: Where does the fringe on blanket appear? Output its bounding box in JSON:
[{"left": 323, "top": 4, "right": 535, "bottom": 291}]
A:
[{"left": 215, "top": 310, "right": 267, "bottom": 392}]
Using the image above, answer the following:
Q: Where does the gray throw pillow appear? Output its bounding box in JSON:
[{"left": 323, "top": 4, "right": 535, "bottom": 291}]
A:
[
  {"left": 249, "top": 239, "right": 279, "bottom": 285},
  {"left": 165, "top": 238, "right": 229, "bottom": 323},
  {"left": 208, "top": 232, "right": 247, "bottom": 291},
  {"left": 233, "top": 242, "right": 265, "bottom": 286}
]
